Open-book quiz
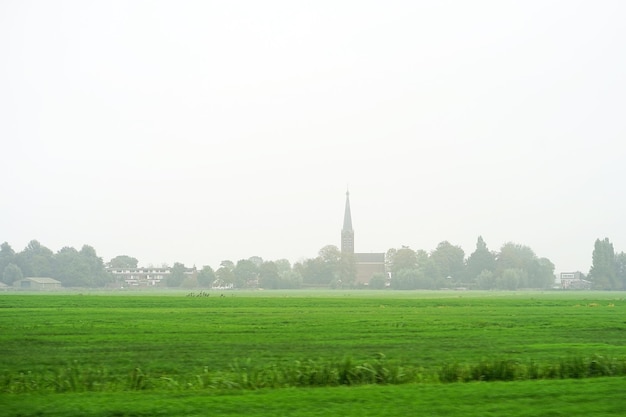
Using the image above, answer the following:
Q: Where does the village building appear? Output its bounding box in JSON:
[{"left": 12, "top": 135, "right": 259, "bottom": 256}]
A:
[
  {"left": 341, "top": 191, "right": 386, "bottom": 285},
  {"left": 106, "top": 266, "right": 195, "bottom": 287},
  {"left": 14, "top": 277, "right": 62, "bottom": 290},
  {"left": 559, "top": 272, "right": 591, "bottom": 290},
  {"left": 107, "top": 267, "right": 170, "bottom": 287}
]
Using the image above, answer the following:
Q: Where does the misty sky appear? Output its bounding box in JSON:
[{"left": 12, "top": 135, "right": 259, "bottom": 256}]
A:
[{"left": 1, "top": 1, "right": 625, "bottom": 274}]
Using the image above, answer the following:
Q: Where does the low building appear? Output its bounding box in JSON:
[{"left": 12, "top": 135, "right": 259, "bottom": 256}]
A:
[
  {"left": 560, "top": 272, "right": 591, "bottom": 290},
  {"left": 107, "top": 267, "right": 171, "bottom": 287},
  {"left": 0, "top": 282, "right": 9, "bottom": 291},
  {"left": 14, "top": 277, "right": 62, "bottom": 290},
  {"left": 107, "top": 266, "right": 196, "bottom": 287}
]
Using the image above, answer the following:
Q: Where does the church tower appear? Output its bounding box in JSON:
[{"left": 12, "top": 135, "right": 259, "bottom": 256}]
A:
[
  {"left": 339, "top": 190, "right": 386, "bottom": 285},
  {"left": 341, "top": 190, "right": 355, "bottom": 255}
]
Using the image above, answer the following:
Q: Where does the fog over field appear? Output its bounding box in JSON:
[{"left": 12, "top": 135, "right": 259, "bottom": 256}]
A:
[{"left": 1, "top": 1, "right": 625, "bottom": 273}]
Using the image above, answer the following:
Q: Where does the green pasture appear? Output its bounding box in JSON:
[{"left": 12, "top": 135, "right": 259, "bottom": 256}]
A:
[
  {"left": 3, "top": 377, "right": 625, "bottom": 417},
  {"left": 1, "top": 291, "right": 625, "bottom": 415}
]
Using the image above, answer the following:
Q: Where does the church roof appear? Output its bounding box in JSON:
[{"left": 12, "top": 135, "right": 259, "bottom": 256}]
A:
[{"left": 342, "top": 191, "right": 353, "bottom": 231}]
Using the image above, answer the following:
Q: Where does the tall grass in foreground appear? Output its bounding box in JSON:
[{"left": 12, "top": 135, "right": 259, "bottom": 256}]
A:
[{"left": 3, "top": 354, "right": 626, "bottom": 394}]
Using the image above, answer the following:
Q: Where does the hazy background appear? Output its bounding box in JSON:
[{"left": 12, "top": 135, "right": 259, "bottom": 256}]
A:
[{"left": 1, "top": 1, "right": 625, "bottom": 273}]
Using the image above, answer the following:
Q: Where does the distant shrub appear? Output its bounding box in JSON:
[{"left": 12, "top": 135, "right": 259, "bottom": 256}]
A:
[
  {"left": 3, "top": 355, "right": 626, "bottom": 394},
  {"left": 369, "top": 274, "right": 387, "bottom": 289}
]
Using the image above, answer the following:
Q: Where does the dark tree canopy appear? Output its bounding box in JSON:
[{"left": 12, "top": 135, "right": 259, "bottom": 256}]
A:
[
  {"left": 233, "top": 259, "right": 259, "bottom": 287},
  {"left": 589, "top": 238, "right": 617, "bottom": 290},
  {"left": 108, "top": 255, "right": 139, "bottom": 269},
  {"left": 166, "top": 262, "right": 187, "bottom": 287},
  {"left": 2, "top": 263, "right": 23, "bottom": 285},
  {"left": 0, "top": 242, "right": 17, "bottom": 276},
  {"left": 16, "top": 240, "right": 54, "bottom": 278},
  {"left": 429, "top": 241, "right": 465, "bottom": 282},
  {"left": 466, "top": 236, "right": 496, "bottom": 283},
  {"left": 196, "top": 265, "right": 216, "bottom": 287}
]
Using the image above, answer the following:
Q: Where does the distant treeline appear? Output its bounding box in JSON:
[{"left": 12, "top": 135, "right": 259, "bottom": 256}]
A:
[
  {"left": 0, "top": 240, "right": 110, "bottom": 287},
  {"left": 1, "top": 237, "right": 625, "bottom": 290}
]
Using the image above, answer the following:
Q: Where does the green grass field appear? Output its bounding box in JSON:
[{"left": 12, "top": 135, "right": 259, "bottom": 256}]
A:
[{"left": 1, "top": 291, "right": 625, "bottom": 416}]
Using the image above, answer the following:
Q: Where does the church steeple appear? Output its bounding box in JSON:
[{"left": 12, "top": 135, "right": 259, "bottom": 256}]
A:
[{"left": 341, "top": 190, "right": 354, "bottom": 255}]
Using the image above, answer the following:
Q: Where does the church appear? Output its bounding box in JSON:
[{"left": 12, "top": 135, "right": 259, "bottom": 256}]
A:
[{"left": 341, "top": 191, "right": 386, "bottom": 285}]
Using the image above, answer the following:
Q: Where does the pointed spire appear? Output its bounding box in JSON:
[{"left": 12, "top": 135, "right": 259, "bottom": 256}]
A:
[
  {"left": 342, "top": 189, "right": 353, "bottom": 232},
  {"left": 341, "top": 189, "right": 354, "bottom": 255}
]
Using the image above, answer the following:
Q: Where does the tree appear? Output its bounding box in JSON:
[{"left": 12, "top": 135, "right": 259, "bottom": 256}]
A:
[
  {"left": 465, "top": 236, "right": 496, "bottom": 284},
  {"left": 233, "top": 259, "right": 259, "bottom": 288},
  {"left": 108, "top": 255, "right": 139, "bottom": 269},
  {"left": 215, "top": 265, "right": 235, "bottom": 287},
  {"left": 248, "top": 256, "right": 264, "bottom": 268},
  {"left": 531, "top": 257, "right": 555, "bottom": 289},
  {"left": 259, "top": 261, "right": 280, "bottom": 289},
  {"left": 615, "top": 252, "right": 626, "bottom": 291},
  {"left": 339, "top": 253, "right": 356, "bottom": 287},
  {"left": 300, "top": 257, "right": 328, "bottom": 286},
  {"left": 476, "top": 269, "right": 496, "bottom": 290},
  {"left": 319, "top": 245, "right": 343, "bottom": 287},
  {"left": 196, "top": 265, "right": 216, "bottom": 287},
  {"left": 497, "top": 243, "right": 535, "bottom": 273},
  {"left": 429, "top": 241, "right": 465, "bottom": 284},
  {"left": 268, "top": 259, "right": 302, "bottom": 289},
  {"left": 369, "top": 273, "right": 387, "bottom": 289},
  {"left": 319, "top": 245, "right": 341, "bottom": 267},
  {"left": 79, "top": 245, "right": 110, "bottom": 286},
  {"left": 2, "top": 263, "right": 23, "bottom": 285},
  {"left": 167, "top": 262, "right": 187, "bottom": 287},
  {"left": 297, "top": 245, "right": 344, "bottom": 287},
  {"left": 53, "top": 246, "right": 92, "bottom": 287},
  {"left": 589, "top": 238, "right": 617, "bottom": 290},
  {"left": 391, "top": 268, "right": 433, "bottom": 290},
  {"left": 495, "top": 242, "right": 553, "bottom": 289},
  {"left": 385, "top": 248, "right": 397, "bottom": 272},
  {"left": 220, "top": 260, "right": 235, "bottom": 270},
  {"left": 16, "top": 240, "right": 54, "bottom": 277},
  {"left": 0, "top": 242, "right": 16, "bottom": 278},
  {"left": 278, "top": 268, "right": 303, "bottom": 289},
  {"left": 301, "top": 257, "right": 336, "bottom": 286},
  {"left": 389, "top": 246, "right": 418, "bottom": 275},
  {"left": 274, "top": 259, "right": 292, "bottom": 275},
  {"left": 497, "top": 268, "right": 526, "bottom": 290}
]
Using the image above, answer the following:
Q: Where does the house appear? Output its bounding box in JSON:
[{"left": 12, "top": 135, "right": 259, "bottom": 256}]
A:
[
  {"left": 0, "top": 281, "right": 9, "bottom": 291},
  {"left": 14, "top": 277, "right": 62, "bottom": 290}
]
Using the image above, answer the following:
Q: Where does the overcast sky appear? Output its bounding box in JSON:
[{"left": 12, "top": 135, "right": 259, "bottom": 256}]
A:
[{"left": 1, "top": 1, "right": 625, "bottom": 274}]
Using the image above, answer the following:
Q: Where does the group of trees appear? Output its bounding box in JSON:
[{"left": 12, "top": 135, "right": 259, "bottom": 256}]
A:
[
  {"left": 587, "top": 238, "right": 626, "bottom": 290},
  {"left": 173, "top": 238, "right": 555, "bottom": 291},
  {"left": 3, "top": 236, "right": 625, "bottom": 290},
  {"left": 171, "top": 246, "right": 355, "bottom": 290},
  {"left": 1, "top": 240, "right": 110, "bottom": 287},
  {"left": 157, "top": 258, "right": 303, "bottom": 289},
  {"left": 385, "top": 237, "right": 555, "bottom": 290}
]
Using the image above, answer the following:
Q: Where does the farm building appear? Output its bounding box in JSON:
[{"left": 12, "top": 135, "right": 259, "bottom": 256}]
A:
[
  {"left": 14, "top": 277, "right": 62, "bottom": 290},
  {"left": 0, "top": 282, "right": 9, "bottom": 291}
]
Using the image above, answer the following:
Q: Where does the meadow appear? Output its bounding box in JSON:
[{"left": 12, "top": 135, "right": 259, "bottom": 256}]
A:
[{"left": 1, "top": 290, "right": 625, "bottom": 416}]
